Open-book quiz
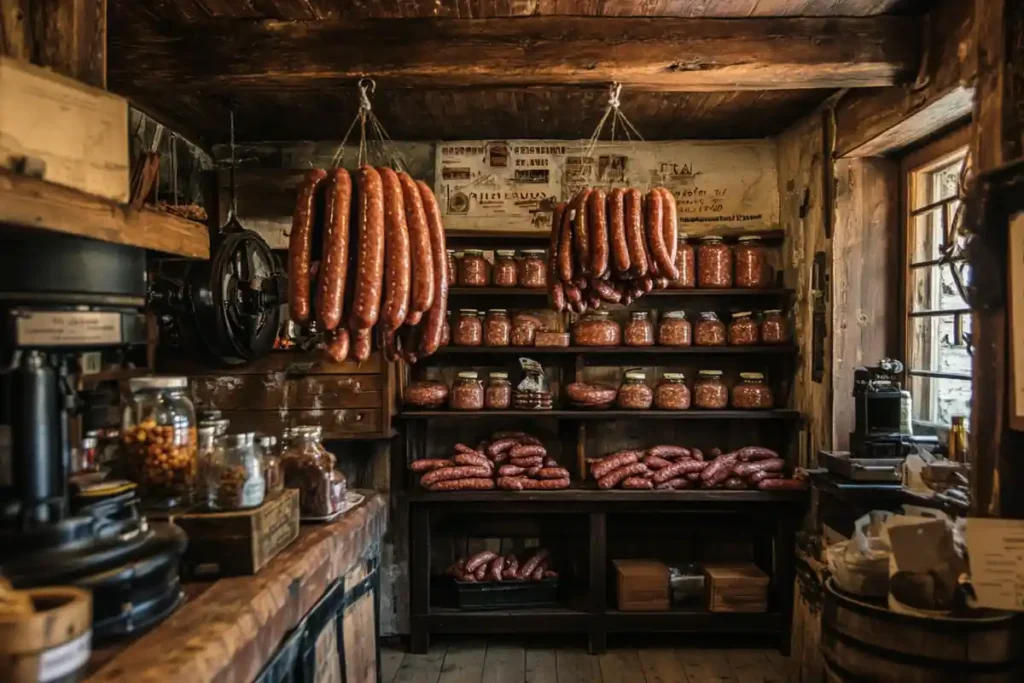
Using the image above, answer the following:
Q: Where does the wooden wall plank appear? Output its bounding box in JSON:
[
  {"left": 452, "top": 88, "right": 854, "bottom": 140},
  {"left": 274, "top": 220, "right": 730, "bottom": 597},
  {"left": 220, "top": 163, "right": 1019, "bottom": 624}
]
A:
[{"left": 1, "top": 0, "right": 107, "bottom": 88}]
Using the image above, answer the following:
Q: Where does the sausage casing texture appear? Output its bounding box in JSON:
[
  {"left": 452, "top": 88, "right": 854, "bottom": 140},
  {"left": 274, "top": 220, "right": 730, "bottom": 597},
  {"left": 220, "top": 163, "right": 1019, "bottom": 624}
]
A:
[
  {"left": 573, "top": 189, "right": 593, "bottom": 275},
  {"left": 732, "top": 458, "right": 785, "bottom": 477},
  {"left": 399, "top": 173, "right": 434, "bottom": 321},
  {"left": 489, "top": 555, "right": 506, "bottom": 582},
  {"left": 420, "top": 465, "right": 492, "bottom": 487},
  {"left": 558, "top": 202, "right": 575, "bottom": 282},
  {"left": 466, "top": 551, "right": 498, "bottom": 573},
  {"left": 317, "top": 169, "right": 351, "bottom": 331},
  {"left": 288, "top": 169, "right": 327, "bottom": 325},
  {"left": 689, "top": 448, "right": 704, "bottom": 461},
  {"left": 647, "top": 445, "right": 691, "bottom": 460},
  {"left": 324, "top": 328, "right": 350, "bottom": 363},
  {"left": 428, "top": 477, "right": 496, "bottom": 491},
  {"left": 409, "top": 459, "right": 453, "bottom": 472},
  {"left": 587, "top": 189, "right": 609, "bottom": 277},
  {"left": 522, "top": 478, "right": 570, "bottom": 490},
  {"left": 517, "top": 550, "right": 549, "bottom": 579},
  {"left": 622, "top": 476, "right": 654, "bottom": 490},
  {"left": 607, "top": 188, "right": 630, "bottom": 274},
  {"left": 416, "top": 180, "right": 449, "bottom": 357},
  {"left": 750, "top": 470, "right": 783, "bottom": 484},
  {"left": 655, "top": 477, "right": 692, "bottom": 490},
  {"left": 657, "top": 187, "right": 678, "bottom": 268},
  {"left": 378, "top": 168, "right": 411, "bottom": 344},
  {"left": 591, "top": 278, "right": 622, "bottom": 303},
  {"left": 736, "top": 446, "right": 781, "bottom": 462},
  {"left": 645, "top": 189, "right": 677, "bottom": 280},
  {"left": 624, "top": 189, "right": 649, "bottom": 276},
  {"left": 643, "top": 455, "right": 673, "bottom": 470},
  {"left": 498, "top": 465, "right": 527, "bottom": 477},
  {"left": 486, "top": 437, "right": 519, "bottom": 457},
  {"left": 598, "top": 462, "right": 649, "bottom": 489},
  {"left": 454, "top": 452, "right": 494, "bottom": 469},
  {"left": 757, "top": 478, "right": 807, "bottom": 491},
  {"left": 535, "top": 467, "right": 570, "bottom": 480},
  {"left": 475, "top": 565, "right": 488, "bottom": 580},
  {"left": 591, "top": 450, "right": 642, "bottom": 480},
  {"left": 651, "top": 459, "right": 707, "bottom": 484},
  {"left": 349, "top": 166, "right": 385, "bottom": 331},
  {"left": 454, "top": 443, "right": 483, "bottom": 455},
  {"left": 503, "top": 555, "right": 519, "bottom": 578},
  {"left": 700, "top": 453, "right": 738, "bottom": 487},
  {"left": 550, "top": 282, "right": 567, "bottom": 312},
  {"left": 509, "top": 456, "right": 544, "bottom": 468},
  {"left": 509, "top": 443, "right": 546, "bottom": 459},
  {"left": 723, "top": 477, "right": 748, "bottom": 490},
  {"left": 497, "top": 476, "right": 527, "bottom": 490},
  {"left": 352, "top": 328, "right": 372, "bottom": 362}
]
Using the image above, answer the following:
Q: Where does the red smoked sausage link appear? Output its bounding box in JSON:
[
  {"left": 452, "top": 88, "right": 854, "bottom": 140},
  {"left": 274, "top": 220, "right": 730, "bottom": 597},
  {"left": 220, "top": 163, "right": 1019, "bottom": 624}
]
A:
[
  {"left": 288, "top": 168, "right": 327, "bottom": 325},
  {"left": 317, "top": 169, "right": 351, "bottom": 331}
]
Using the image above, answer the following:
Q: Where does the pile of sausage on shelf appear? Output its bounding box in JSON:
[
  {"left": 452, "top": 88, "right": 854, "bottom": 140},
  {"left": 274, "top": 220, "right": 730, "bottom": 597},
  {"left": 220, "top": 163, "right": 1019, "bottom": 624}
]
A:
[
  {"left": 287, "top": 166, "right": 448, "bottom": 364},
  {"left": 410, "top": 431, "right": 571, "bottom": 491},
  {"left": 589, "top": 446, "right": 807, "bottom": 491},
  {"left": 445, "top": 549, "right": 556, "bottom": 583}
]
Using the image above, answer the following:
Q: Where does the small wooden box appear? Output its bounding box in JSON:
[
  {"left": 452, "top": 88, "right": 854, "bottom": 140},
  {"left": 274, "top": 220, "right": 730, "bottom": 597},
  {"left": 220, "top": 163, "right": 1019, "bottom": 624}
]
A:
[
  {"left": 0, "top": 57, "right": 129, "bottom": 203},
  {"left": 704, "top": 563, "right": 770, "bottom": 613},
  {"left": 173, "top": 488, "right": 300, "bottom": 577},
  {"left": 614, "top": 559, "right": 670, "bottom": 612}
]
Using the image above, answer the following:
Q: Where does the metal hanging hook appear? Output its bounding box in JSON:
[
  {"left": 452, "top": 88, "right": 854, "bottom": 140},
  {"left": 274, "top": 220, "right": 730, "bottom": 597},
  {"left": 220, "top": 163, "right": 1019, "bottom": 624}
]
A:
[
  {"left": 358, "top": 78, "right": 376, "bottom": 112},
  {"left": 607, "top": 82, "right": 622, "bottom": 110}
]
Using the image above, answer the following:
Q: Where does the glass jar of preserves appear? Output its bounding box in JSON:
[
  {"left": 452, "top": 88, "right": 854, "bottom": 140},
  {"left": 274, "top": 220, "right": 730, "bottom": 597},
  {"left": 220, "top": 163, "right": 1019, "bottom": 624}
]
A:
[
  {"left": 658, "top": 311, "right": 692, "bottom": 347},
  {"left": 122, "top": 377, "right": 197, "bottom": 508},
  {"left": 453, "top": 309, "right": 483, "bottom": 346},
  {"left": 450, "top": 371, "right": 485, "bottom": 411},
  {"left": 694, "top": 370, "right": 728, "bottom": 409},
  {"left": 208, "top": 433, "right": 266, "bottom": 511},
  {"left": 617, "top": 370, "right": 653, "bottom": 409},
  {"left": 196, "top": 425, "right": 221, "bottom": 508},
  {"left": 485, "top": 372, "right": 512, "bottom": 410},
  {"left": 492, "top": 250, "right": 519, "bottom": 287},
  {"left": 654, "top": 373, "right": 691, "bottom": 410},
  {"left": 697, "top": 236, "right": 733, "bottom": 288},
  {"left": 732, "top": 372, "right": 774, "bottom": 409},
  {"left": 258, "top": 435, "right": 284, "bottom": 496},
  {"left": 518, "top": 250, "right": 548, "bottom": 289},
  {"left": 761, "top": 309, "right": 789, "bottom": 345},
  {"left": 511, "top": 313, "right": 541, "bottom": 347},
  {"left": 669, "top": 235, "right": 696, "bottom": 288},
  {"left": 734, "top": 236, "right": 768, "bottom": 288},
  {"left": 623, "top": 311, "right": 655, "bottom": 347},
  {"left": 728, "top": 311, "right": 760, "bottom": 346},
  {"left": 283, "top": 426, "right": 346, "bottom": 517},
  {"left": 447, "top": 250, "right": 458, "bottom": 286},
  {"left": 484, "top": 309, "right": 511, "bottom": 347},
  {"left": 573, "top": 310, "right": 621, "bottom": 346},
  {"left": 458, "top": 249, "right": 489, "bottom": 287},
  {"left": 694, "top": 311, "right": 727, "bottom": 346}
]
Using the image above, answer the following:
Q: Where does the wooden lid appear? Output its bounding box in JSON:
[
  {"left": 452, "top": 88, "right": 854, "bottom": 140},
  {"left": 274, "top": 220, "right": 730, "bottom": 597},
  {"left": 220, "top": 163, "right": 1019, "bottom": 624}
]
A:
[{"left": 703, "top": 563, "right": 769, "bottom": 585}]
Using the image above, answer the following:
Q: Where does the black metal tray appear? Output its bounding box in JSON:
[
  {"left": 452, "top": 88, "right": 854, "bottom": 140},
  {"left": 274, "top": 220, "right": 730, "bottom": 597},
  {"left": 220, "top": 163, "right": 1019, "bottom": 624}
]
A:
[{"left": 453, "top": 578, "right": 559, "bottom": 611}]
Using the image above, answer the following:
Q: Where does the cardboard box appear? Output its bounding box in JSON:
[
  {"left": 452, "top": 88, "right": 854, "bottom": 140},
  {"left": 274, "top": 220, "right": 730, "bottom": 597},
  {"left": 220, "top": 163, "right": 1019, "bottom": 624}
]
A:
[
  {"left": 614, "top": 559, "right": 669, "bottom": 611},
  {"left": 0, "top": 57, "right": 129, "bottom": 203},
  {"left": 704, "top": 563, "right": 769, "bottom": 613}
]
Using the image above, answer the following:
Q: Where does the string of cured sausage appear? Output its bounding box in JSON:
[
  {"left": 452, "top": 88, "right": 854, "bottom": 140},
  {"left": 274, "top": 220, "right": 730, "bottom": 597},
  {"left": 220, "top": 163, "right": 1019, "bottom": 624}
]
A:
[{"left": 548, "top": 185, "right": 678, "bottom": 314}]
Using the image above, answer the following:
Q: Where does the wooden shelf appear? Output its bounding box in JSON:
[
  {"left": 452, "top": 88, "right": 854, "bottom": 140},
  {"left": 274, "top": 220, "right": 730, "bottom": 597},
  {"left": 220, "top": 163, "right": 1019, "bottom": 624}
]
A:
[
  {"left": 444, "top": 228, "right": 786, "bottom": 248},
  {"left": 398, "top": 409, "right": 803, "bottom": 421},
  {"left": 448, "top": 286, "right": 794, "bottom": 299},
  {"left": 0, "top": 169, "right": 210, "bottom": 258},
  {"left": 408, "top": 488, "right": 807, "bottom": 503},
  {"left": 603, "top": 609, "right": 783, "bottom": 634},
  {"left": 430, "top": 345, "right": 798, "bottom": 358},
  {"left": 420, "top": 607, "right": 590, "bottom": 633}
]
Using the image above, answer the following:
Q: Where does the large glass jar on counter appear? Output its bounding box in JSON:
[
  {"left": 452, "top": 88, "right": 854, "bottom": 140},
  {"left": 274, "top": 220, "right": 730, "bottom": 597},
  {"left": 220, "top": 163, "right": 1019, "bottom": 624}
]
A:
[
  {"left": 697, "top": 236, "right": 733, "bottom": 288},
  {"left": 492, "top": 250, "right": 519, "bottom": 287},
  {"left": 453, "top": 309, "right": 483, "bottom": 346},
  {"left": 623, "top": 311, "right": 655, "bottom": 347},
  {"left": 693, "top": 370, "right": 729, "bottom": 410},
  {"left": 484, "top": 309, "right": 511, "bottom": 347},
  {"left": 669, "top": 235, "right": 696, "bottom": 288},
  {"left": 518, "top": 250, "right": 548, "bottom": 289},
  {"left": 485, "top": 372, "right": 512, "bottom": 410},
  {"left": 617, "top": 370, "right": 653, "bottom": 409},
  {"left": 122, "top": 377, "right": 197, "bottom": 508},
  {"left": 658, "top": 311, "right": 692, "bottom": 347},
  {"left": 654, "top": 373, "right": 691, "bottom": 410},
  {"left": 734, "top": 236, "right": 769, "bottom": 288},
  {"left": 732, "top": 372, "right": 774, "bottom": 409},
  {"left": 450, "top": 371, "right": 485, "bottom": 411},
  {"left": 283, "top": 426, "right": 346, "bottom": 517},
  {"left": 573, "top": 310, "right": 621, "bottom": 346},
  {"left": 694, "top": 311, "right": 727, "bottom": 346},
  {"left": 209, "top": 433, "right": 266, "bottom": 511},
  {"left": 761, "top": 309, "right": 789, "bottom": 345},
  {"left": 458, "top": 249, "right": 489, "bottom": 287},
  {"left": 258, "top": 435, "right": 284, "bottom": 496},
  {"left": 728, "top": 312, "right": 760, "bottom": 346}
]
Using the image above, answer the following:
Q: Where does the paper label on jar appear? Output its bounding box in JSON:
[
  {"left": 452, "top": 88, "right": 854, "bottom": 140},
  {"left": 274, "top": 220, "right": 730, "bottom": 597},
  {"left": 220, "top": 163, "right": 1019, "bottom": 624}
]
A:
[
  {"left": 38, "top": 632, "right": 91, "bottom": 682},
  {"left": 242, "top": 478, "right": 266, "bottom": 508}
]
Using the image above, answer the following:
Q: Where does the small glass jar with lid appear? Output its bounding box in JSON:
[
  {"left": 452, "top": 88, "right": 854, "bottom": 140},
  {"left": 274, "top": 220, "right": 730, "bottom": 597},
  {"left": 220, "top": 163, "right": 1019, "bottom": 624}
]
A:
[
  {"left": 492, "top": 250, "right": 519, "bottom": 287},
  {"left": 694, "top": 311, "right": 727, "bottom": 346},
  {"left": 728, "top": 312, "right": 760, "bottom": 346},
  {"left": 450, "top": 371, "right": 485, "bottom": 411},
  {"left": 658, "top": 311, "right": 692, "bottom": 347},
  {"left": 484, "top": 309, "right": 512, "bottom": 347},
  {"left": 511, "top": 312, "right": 541, "bottom": 347},
  {"left": 669, "top": 235, "right": 696, "bottom": 288},
  {"left": 697, "top": 236, "right": 733, "bottom": 288},
  {"left": 122, "top": 376, "right": 198, "bottom": 508},
  {"left": 760, "top": 309, "right": 789, "bottom": 345},
  {"left": 283, "top": 426, "right": 346, "bottom": 517},
  {"left": 573, "top": 310, "right": 622, "bottom": 346},
  {"left": 209, "top": 433, "right": 266, "bottom": 511},
  {"left": 617, "top": 370, "right": 653, "bottom": 409},
  {"left": 732, "top": 372, "right": 774, "bottom": 409},
  {"left": 258, "top": 435, "right": 284, "bottom": 496},
  {"left": 734, "top": 235, "right": 768, "bottom": 288},
  {"left": 485, "top": 372, "right": 512, "bottom": 410},
  {"left": 654, "top": 373, "right": 691, "bottom": 410},
  {"left": 458, "top": 249, "right": 490, "bottom": 287},
  {"left": 623, "top": 311, "right": 655, "bottom": 347},
  {"left": 447, "top": 250, "right": 458, "bottom": 286},
  {"left": 453, "top": 309, "right": 483, "bottom": 346},
  {"left": 518, "top": 250, "right": 548, "bottom": 289},
  {"left": 693, "top": 370, "right": 729, "bottom": 409}
]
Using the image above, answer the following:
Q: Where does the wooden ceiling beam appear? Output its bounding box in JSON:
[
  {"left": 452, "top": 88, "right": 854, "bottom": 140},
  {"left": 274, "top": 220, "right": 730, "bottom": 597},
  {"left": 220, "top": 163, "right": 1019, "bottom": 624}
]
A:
[{"left": 109, "top": 15, "right": 920, "bottom": 93}]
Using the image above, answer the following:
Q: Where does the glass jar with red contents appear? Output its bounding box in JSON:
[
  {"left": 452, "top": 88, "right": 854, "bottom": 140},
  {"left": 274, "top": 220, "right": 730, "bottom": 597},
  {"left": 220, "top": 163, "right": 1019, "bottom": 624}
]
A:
[
  {"left": 485, "top": 372, "right": 512, "bottom": 410},
  {"left": 761, "top": 309, "right": 789, "bottom": 345},
  {"left": 693, "top": 370, "right": 728, "bottom": 409},
  {"left": 734, "top": 236, "right": 768, "bottom": 288},
  {"left": 458, "top": 249, "right": 489, "bottom": 287},
  {"left": 492, "top": 250, "right": 518, "bottom": 288},
  {"left": 450, "top": 371, "right": 485, "bottom": 411},
  {"left": 447, "top": 250, "right": 458, "bottom": 286},
  {"left": 453, "top": 309, "right": 483, "bottom": 346},
  {"left": 511, "top": 313, "right": 541, "bottom": 347},
  {"left": 728, "top": 311, "right": 760, "bottom": 346},
  {"left": 694, "top": 311, "right": 727, "bottom": 346},
  {"left": 657, "top": 311, "right": 692, "bottom": 347},
  {"left": 573, "top": 310, "right": 621, "bottom": 347},
  {"left": 697, "top": 236, "right": 733, "bottom": 288},
  {"left": 731, "top": 372, "right": 774, "bottom": 409},
  {"left": 623, "top": 311, "right": 655, "bottom": 347},
  {"left": 654, "top": 373, "right": 691, "bottom": 410},
  {"left": 617, "top": 370, "right": 653, "bottom": 409},
  {"left": 669, "top": 235, "right": 696, "bottom": 288},
  {"left": 484, "top": 309, "right": 511, "bottom": 347},
  {"left": 518, "top": 250, "right": 548, "bottom": 289}
]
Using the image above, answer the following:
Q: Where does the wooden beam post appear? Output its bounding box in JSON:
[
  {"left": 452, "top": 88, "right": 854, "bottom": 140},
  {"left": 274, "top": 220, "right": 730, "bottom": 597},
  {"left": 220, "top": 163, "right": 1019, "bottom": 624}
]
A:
[{"left": 0, "top": 0, "right": 106, "bottom": 88}]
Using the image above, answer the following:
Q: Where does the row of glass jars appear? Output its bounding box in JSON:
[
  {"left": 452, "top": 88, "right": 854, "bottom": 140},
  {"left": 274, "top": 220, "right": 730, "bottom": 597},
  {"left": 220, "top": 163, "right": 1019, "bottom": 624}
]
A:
[
  {"left": 572, "top": 310, "right": 788, "bottom": 347},
  {"left": 453, "top": 309, "right": 544, "bottom": 347},
  {"left": 450, "top": 249, "right": 548, "bottom": 288},
  {"left": 450, "top": 371, "right": 512, "bottom": 410},
  {"left": 670, "top": 235, "right": 772, "bottom": 289},
  {"left": 618, "top": 370, "right": 775, "bottom": 410}
]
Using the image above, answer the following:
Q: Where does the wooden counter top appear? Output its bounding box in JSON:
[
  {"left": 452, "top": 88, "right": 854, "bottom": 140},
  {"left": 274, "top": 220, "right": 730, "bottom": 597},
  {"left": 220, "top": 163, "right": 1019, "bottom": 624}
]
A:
[{"left": 86, "top": 491, "right": 386, "bottom": 683}]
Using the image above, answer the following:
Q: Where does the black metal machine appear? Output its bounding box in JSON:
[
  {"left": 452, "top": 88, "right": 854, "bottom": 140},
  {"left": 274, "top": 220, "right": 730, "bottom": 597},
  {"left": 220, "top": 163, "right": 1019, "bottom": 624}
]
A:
[{"left": 850, "top": 358, "right": 907, "bottom": 460}]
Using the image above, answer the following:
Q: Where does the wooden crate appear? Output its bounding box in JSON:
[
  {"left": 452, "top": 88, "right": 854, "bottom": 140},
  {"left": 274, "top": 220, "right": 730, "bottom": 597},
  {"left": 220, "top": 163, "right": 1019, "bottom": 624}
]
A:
[
  {"left": 0, "top": 57, "right": 128, "bottom": 203},
  {"left": 704, "top": 562, "right": 770, "bottom": 613},
  {"left": 173, "top": 488, "right": 300, "bottom": 577},
  {"left": 613, "top": 559, "right": 670, "bottom": 612}
]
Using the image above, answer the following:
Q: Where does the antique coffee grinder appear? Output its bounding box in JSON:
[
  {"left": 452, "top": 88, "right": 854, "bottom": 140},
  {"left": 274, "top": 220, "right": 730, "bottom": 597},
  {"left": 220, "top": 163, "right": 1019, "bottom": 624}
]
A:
[{"left": 850, "top": 357, "right": 909, "bottom": 459}]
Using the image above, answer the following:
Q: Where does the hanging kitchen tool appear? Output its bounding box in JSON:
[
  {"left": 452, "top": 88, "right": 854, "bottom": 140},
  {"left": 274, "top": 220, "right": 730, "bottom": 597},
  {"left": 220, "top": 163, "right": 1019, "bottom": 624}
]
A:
[{"left": 220, "top": 110, "right": 247, "bottom": 234}]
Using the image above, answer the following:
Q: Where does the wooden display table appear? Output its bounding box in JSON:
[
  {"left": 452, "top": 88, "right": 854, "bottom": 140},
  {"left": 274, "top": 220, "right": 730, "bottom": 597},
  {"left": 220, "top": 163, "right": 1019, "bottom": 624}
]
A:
[{"left": 86, "top": 491, "right": 386, "bottom": 683}]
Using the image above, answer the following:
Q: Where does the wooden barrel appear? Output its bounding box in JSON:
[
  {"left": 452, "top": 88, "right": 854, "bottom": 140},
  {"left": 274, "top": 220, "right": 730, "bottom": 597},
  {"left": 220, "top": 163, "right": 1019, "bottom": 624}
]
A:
[{"left": 822, "top": 578, "right": 1024, "bottom": 682}]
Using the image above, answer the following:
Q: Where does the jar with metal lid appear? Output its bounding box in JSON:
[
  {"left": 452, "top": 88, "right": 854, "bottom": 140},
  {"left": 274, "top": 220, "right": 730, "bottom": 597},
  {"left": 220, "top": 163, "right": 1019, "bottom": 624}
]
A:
[
  {"left": 258, "top": 435, "right": 284, "bottom": 496},
  {"left": 493, "top": 250, "right": 519, "bottom": 287},
  {"left": 731, "top": 372, "right": 774, "bottom": 409},
  {"left": 693, "top": 370, "right": 729, "bottom": 409},
  {"left": 697, "top": 236, "right": 733, "bottom": 288},
  {"left": 453, "top": 309, "right": 483, "bottom": 346},
  {"left": 728, "top": 311, "right": 760, "bottom": 346},
  {"left": 623, "top": 311, "right": 655, "bottom": 347},
  {"left": 209, "top": 433, "right": 266, "bottom": 511},
  {"left": 760, "top": 309, "right": 789, "bottom": 344},
  {"left": 283, "top": 426, "right": 346, "bottom": 517},
  {"left": 694, "top": 311, "right": 727, "bottom": 346},
  {"left": 195, "top": 424, "right": 221, "bottom": 507},
  {"left": 447, "top": 250, "right": 458, "bottom": 286},
  {"left": 657, "top": 311, "right": 692, "bottom": 347},
  {"left": 485, "top": 372, "right": 512, "bottom": 410},
  {"left": 484, "top": 309, "right": 511, "bottom": 347},
  {"left": 122, "top": 376, "right": 197, "bottom": 508},
  {"left": 734, "top": 235, "right": 768, "bottom": 288},
  {"left": 450, "top": 371, "right": 485, "bottom": 411},
  {"left": 511, "top": 312, "right": 541, "bottom": 347},
  {"left": 654, "top": 373, "right": 691, "bottom": 410},
  {"left": 617, "top": 370, "right": 653, "bottom": 409},
  {"left": 669, "top": 235, "right": 696, "bottom": 288},
  {"left": 458, "top": 249, "right": 489, "bottom": 287},
  {"left": 573, "top": 310, "right": 622, "bottom": 346},
  {"left": 518, "top": 250, "right": 548, "bottom": 289}
]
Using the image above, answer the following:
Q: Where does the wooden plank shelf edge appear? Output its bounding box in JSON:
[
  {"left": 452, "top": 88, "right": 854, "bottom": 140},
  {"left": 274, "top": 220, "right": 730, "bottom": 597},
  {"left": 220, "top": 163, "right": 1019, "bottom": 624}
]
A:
[
  {"left": 397, "top": 409, "right": 803, "bottom": 420},
  {"left": 407, "top": 489, "right": 808, "bottom": 503},
  {"left": 431, "top": 345, "right": 799, "bottom": 356},
  {"left": 448, "top": 287, "right": 795, "bottom": 298}
]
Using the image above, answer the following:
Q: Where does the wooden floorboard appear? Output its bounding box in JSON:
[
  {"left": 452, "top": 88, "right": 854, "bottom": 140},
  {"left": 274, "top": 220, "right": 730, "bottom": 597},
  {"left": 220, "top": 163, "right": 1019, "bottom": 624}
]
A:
[
  {"left": 555, "top": 649, "right": 603, "bottom": 683},
  {"left": 638, "top": 649, "right": 688, "bottom": 683},
  {"left": 381, "top": 646, "right": 406, "bottom": 683},
  {"left": 678, "top": 649, "right": 737, "bottom": 683},
  {"left": 524, "top": 648, "right": 558, "bottom": 683},
  {"left": 482, "top": 643, "right": 526, "bottom": 683},
  {"left": 394, "top": 643, "right": 448, "bottom": 683},
  {"left": 597, "top": 649, "right": 641, "bottom": 683},
  {"left": 727, "top": 649, "right": 785, "bottom": 683},
  {"left": 438, "top": 642, "right": 488, "bottom": 683}
]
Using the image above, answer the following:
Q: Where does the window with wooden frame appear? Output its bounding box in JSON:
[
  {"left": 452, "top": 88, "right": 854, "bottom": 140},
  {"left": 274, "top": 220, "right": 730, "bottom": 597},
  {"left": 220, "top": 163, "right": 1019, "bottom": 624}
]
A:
[{"left": 901, "top": 127, "right": 971, "bottom": 431}]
